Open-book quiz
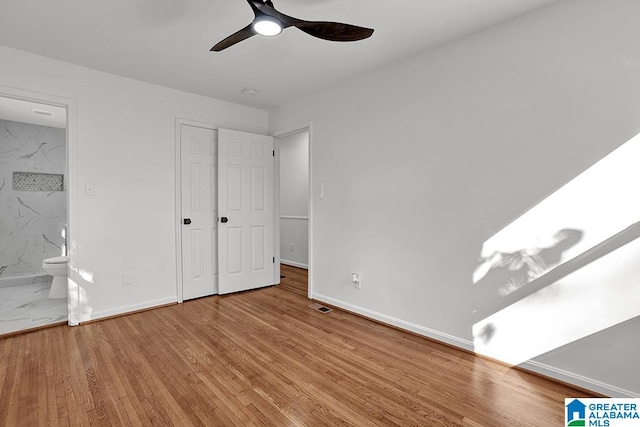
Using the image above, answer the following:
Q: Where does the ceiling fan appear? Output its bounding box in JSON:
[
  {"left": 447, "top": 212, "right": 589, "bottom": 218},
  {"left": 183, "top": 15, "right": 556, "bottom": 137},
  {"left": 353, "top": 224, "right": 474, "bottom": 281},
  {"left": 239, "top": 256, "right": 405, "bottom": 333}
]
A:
[{"left": 211, "top": 0, "right": 374, "bottom": 52}]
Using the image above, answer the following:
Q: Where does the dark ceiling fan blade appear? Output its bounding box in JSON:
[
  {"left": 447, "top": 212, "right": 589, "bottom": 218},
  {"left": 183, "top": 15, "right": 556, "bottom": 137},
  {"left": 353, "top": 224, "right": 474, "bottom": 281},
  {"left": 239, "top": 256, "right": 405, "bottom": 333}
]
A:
[
  {"left": 210, "top": 0, "right": 374, "bottom": 51},
  {"left": 291, "top": 21, "right": 374, "bottom": 42},
  {"left": 210, "top": 24, "right": 257, "bottom": 51}
]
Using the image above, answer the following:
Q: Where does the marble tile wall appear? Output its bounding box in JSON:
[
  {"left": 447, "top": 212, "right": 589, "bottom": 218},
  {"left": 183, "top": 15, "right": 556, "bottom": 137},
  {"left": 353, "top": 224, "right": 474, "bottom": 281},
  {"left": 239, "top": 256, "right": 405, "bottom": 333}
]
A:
[{"left": 0, "top": 119, "right": 66, "bottom": 279}]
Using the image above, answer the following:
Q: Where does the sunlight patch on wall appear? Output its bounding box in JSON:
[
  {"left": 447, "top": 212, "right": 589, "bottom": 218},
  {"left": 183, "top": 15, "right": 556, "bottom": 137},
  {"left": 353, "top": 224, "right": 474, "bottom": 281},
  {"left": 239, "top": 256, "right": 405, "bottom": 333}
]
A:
[
  {"left": 472, "top": 131, "right": 640, "bottom": 365},
  {"left": 474, "top": 233, "right": 640, "bottom": 365}
]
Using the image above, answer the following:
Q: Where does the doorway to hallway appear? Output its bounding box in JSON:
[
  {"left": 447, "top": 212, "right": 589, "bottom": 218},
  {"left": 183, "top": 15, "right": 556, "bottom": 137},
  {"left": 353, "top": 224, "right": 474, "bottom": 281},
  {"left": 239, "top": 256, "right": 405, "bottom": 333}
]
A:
[{"left": 276, "top": 128, "right": 310, "bottom": 296}]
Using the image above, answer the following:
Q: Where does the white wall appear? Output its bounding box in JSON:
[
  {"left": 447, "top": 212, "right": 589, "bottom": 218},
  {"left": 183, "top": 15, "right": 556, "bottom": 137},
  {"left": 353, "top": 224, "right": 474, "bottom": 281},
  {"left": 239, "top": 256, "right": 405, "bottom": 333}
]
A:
[
  {"left": 270, "top": 0, "right": 640, "bottom": 397},
  {"left": 279, "top": 131, "right": 309, "bottom": 268},
  {"left": 0, "top": 45, "right": 268, "bottom": 322}
]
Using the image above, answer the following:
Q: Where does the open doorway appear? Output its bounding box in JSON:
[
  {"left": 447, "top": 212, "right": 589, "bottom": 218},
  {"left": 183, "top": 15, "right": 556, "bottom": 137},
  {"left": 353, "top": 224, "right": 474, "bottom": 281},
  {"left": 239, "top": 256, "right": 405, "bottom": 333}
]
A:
[
  {"left": 276, "top": 128, "right": 310, "bottom": 298},
  {"left": 0, "top": 95, "right": 69, "bottom": 335}
]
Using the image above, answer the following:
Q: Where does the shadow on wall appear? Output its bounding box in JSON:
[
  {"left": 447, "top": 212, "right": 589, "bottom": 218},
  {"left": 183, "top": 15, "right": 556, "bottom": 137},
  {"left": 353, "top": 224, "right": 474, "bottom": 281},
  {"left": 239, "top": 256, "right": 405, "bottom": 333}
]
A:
[{"left": 474, "top": 228, "right": 583, "bottom": 301}]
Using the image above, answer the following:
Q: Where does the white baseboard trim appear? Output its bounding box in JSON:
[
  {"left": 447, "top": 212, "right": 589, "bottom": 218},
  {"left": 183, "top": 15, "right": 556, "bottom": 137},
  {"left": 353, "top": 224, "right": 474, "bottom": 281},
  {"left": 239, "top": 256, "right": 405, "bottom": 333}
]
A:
[
  {"left": 313, "top": 293, "right": 473, "bottom": 351},
  {"left": 313, "top": 293, "right": 639, "bottom": 398},
  {"left": 281, "top": 260, "right": 309, "bottom": 270},
  {"left": 78, "top": 297, "right": 177, "bottom": 323},
  {"left": 522, "top": 360, "right": 640, "bottom": 398}
]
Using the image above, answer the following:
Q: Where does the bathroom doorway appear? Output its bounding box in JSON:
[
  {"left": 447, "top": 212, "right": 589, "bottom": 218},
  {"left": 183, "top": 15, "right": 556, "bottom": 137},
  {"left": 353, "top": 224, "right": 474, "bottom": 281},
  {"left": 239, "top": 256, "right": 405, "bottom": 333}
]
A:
[
  {"left": 0, "top": 95, "right": 69, "bottom": 335},
  {"left": 275, "top": 126, "right": 311, "bottom": 298}
]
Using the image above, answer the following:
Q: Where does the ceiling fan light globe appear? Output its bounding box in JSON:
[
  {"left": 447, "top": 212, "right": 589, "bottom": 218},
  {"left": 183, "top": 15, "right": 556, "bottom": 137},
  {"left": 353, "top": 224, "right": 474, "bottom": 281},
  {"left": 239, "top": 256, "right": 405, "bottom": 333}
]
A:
[{"left": 253, "top": 17, "right": 282, "bottom": 36}]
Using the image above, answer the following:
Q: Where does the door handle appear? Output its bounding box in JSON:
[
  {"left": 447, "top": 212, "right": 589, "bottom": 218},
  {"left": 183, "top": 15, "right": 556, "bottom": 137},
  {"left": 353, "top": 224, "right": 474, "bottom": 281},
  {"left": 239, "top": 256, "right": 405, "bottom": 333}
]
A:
[
  {"left": 220, "top": 217, "right": 229, "bottom": 223},
  {"left": 183, "top": 218, "right": 191, "bottom": 225}
]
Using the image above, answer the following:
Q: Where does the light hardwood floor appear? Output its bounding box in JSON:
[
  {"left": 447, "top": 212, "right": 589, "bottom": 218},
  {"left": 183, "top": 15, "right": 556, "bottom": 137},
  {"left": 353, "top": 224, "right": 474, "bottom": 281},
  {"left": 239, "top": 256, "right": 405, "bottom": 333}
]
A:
[{"left": 0, "top": 265, "right": 595, "bottom": 426}]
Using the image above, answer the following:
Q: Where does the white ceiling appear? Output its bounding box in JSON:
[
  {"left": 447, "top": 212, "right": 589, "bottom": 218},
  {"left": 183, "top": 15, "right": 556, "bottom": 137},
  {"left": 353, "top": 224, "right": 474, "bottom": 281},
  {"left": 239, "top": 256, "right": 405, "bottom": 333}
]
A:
[{"left": 0, "top": 0, "right": 560, "bottom": 109}]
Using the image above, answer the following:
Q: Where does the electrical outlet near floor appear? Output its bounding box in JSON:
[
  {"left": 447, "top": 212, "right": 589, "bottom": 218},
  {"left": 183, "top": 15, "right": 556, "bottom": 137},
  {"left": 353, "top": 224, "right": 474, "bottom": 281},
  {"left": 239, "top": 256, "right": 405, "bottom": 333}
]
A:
[
  {"left": 352, "top": 273, "right": 361, "bottom": 289},
  {"left": 122, "top": 272, "right": 134, "bottom": 286}
]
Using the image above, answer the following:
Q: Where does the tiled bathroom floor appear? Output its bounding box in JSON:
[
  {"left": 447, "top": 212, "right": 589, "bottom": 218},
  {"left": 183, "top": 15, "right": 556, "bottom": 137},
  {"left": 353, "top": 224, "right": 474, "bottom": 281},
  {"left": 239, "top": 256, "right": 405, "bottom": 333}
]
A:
[{"left": 0, "top": 282, "right": 68, "bottom": 335}]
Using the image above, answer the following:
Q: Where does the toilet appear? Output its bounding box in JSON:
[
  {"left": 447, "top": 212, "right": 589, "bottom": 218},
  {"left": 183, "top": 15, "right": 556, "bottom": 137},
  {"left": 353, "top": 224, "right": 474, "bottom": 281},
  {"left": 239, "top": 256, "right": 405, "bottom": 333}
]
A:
[{"left": 42, "top": 256, "right": 68, "bottom": 299}]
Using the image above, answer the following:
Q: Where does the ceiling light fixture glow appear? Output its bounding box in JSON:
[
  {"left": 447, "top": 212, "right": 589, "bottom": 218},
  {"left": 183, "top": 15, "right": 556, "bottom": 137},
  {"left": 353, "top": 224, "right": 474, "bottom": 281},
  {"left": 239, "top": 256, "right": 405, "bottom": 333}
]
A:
[{"left": 253, "top": 16, "right": 282, "bottom": 36}]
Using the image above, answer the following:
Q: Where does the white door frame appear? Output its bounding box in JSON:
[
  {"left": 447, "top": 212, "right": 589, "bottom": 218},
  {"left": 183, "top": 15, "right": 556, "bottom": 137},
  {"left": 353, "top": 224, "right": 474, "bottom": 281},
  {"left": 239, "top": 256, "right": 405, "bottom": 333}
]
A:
[
  {"left": 174, "top": 118, "right": 218, "bottom": 303},
  {"left": 0, "top": 85, "right": 79, "bottom": 325},
  {"left": 273, "top": 122, "right": 313, "bottom": 299}
]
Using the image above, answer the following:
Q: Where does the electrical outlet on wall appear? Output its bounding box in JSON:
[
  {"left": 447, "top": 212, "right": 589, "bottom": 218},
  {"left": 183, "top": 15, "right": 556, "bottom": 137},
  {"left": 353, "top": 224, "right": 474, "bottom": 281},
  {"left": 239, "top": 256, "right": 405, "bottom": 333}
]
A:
[
  {"left": 123, "top": 272, "right": 134, "bottom": 286},
  {"left": 289, "top": 242, "right": 294, "bottom": 251},
  {"left": 352, "top": 273, "right": 361, "bottom": 289}
]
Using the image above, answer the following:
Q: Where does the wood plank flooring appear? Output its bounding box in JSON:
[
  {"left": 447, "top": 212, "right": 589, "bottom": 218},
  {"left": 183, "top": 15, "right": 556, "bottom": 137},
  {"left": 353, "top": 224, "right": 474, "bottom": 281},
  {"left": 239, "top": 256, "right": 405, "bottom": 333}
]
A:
[
  {"left": 277, "top": 265, "right": 308, "bottom": 298},
  {"left": 0, "top": 265, "right": 596, "bottom": 426}
]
